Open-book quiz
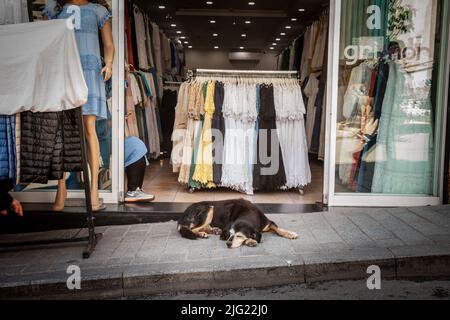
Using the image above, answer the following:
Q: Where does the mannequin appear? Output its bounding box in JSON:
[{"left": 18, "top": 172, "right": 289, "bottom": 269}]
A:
[{"left": 43, "top": 0, "right": 115, "bottom": 212}]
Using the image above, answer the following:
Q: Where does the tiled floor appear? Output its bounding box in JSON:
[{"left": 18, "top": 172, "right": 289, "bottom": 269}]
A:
[{"left": 142, "top": 158, "right": 324, "bottom": 204}]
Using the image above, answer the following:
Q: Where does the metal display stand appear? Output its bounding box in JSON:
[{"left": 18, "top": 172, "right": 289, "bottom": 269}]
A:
[{"left": 0, "top": 108, "right": 102, "bottom": 259}]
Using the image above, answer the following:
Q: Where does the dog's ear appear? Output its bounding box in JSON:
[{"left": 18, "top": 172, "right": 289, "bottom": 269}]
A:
[{"left": 252, "top": 231, "right": 262, "bottom": 243}]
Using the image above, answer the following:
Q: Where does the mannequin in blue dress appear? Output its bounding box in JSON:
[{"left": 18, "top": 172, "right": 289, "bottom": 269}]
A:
[{"left": 43, "top": 0, "right": 115, "bottom": 212}]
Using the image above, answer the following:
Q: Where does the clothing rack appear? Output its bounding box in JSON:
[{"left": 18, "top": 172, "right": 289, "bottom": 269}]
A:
[{"left": 0, "top": 109, "right": 102, "bottom": 259}]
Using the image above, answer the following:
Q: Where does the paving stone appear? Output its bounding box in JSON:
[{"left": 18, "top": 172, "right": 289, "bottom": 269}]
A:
[
  {"left": 302, "top": 214, "right": 344, "bottom": 244},
  {"left": 387, "top": 207, "right": 449, "bottom": 236},
  {"left": 409, "top": 207, "right": 450, "bottom": 228},
  {"left": 346, "top": 212, "right": 396, "bottom": 241},
  {"left": 367, "top": 210, "right": 433, "bottom": 246}
]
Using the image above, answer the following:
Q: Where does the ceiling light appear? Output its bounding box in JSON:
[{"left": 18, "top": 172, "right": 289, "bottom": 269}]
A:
[
  {"left": 276, "top": 38, "right": 281, "bottom": 41},
  {"left": 188, "top": 45, "right": 193, "bottom": 48},
  {"left": 272, "top": 43, "right": 277, "bottom": 46},
  {"left": 240, "top": 46, "right": 245, "bottom": 50},
  {"left": 170, "top": 24, "right": 177, "bottom": 27},
  {"left": 213, "top": 33, "right": 218, "bottom": 37},
  {"left": 298, "top": 8, "right": 305, "bottom": 12},
  {"left": 280, "top": 32, "right": 286, "bottom": 36},
  {"left": 180, "top": 36, "right": 186, "bottom": 39},
  {"left": 270, "top": 47, "right": 275, "bottom": 50},
  {"left": 206, "top": 1, "right": 213, "bottom": 4},
  {"left": 241, "top": 34, "right": 247, "bottom": 37},
  {"left": 158, "top": 5, "right": 165, "bottom": 9},
  {"left": 291, "top": 18, "right": 297, "bottom": 21},
  {"left": 184, "top": 41, "right": 189, "bottom": 44},
  {"left": 285, "top": 26, "right": 292, "bottom": 29},
  {"left": 248, "top": 2, "right": 255, "bottom": 5},
  {"left": 210, "top": 20, "right": 216, "bottom": 24},
  {"left": 214, "top": 46, "right": 219, "bottom": 49},
  {"left": 245, "top": 20, "right": 251, "bottom": 24},
  {"left": 176, "top": 31, "right": 182, "bottom": 34}
]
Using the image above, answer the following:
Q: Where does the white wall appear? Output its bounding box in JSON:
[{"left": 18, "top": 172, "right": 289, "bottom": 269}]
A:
[{"left": 186, "top": 50, "right": 279, "bottom": 71}]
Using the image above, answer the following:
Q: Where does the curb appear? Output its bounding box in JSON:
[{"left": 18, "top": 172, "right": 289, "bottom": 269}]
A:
[{"left": 1, "top": 249, "right": 450, "bottom": 299}]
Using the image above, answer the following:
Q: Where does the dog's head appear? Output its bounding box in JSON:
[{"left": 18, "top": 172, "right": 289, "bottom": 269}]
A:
[{"left": 222, "top": 221, "right": 262, "bottom": 249}]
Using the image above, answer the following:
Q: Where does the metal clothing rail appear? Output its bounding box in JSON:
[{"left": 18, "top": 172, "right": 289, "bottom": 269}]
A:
[{"left": 194, "top": 69, "right": 298, "bottom": 75}]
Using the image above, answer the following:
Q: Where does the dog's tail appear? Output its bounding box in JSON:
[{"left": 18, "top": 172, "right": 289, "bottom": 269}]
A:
[{"left": 178, "top": 224, "right": 197, "bottom": 240}]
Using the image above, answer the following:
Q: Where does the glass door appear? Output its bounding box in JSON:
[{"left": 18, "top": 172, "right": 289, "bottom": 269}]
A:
[{"left": 324, "top": 0, "right": 450, "bottom": 207}]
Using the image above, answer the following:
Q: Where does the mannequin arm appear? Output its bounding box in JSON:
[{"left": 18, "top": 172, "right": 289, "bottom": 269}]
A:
[{"left": 100, "top": 20, "right": 115, "bottom": 82}]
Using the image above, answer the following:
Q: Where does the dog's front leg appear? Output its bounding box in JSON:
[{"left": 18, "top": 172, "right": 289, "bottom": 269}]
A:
[{"left": 244, "top": 239, "right": 258, "bottom": 247}]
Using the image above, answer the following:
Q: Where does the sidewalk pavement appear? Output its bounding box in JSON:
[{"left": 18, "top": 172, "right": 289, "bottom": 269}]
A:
[{"left": 0, "top": 205, "right": 449, "bottom": 299}]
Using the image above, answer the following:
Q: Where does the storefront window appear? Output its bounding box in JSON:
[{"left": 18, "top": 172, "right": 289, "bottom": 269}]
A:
[{"left": 335, "top": 0, "right": 442, "bottom": 196}]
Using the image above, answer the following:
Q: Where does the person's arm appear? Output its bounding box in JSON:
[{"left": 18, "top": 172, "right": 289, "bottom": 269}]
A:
[{"left": 100, "top": 20, "right": 115, "bottom": 82}]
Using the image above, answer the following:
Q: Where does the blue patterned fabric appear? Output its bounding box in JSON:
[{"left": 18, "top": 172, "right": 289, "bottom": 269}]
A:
[
  {"left": 0, "top": 115, "right": 16, "bottom": 181},
  {"left": 44, "top": 2, "right": 112, "bottom": 120}
]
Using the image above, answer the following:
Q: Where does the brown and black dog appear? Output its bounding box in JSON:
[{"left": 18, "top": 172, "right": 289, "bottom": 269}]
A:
[{"left": 177, "top": 199, "right": 298, "bottom": 248}]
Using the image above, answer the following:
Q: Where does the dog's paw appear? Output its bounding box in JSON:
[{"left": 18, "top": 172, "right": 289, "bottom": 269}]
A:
[
  {"left": 198, "top": 232, "right": 209, "bottom": 239},
  {"left": 245, "top": 239, "right": 258, "bottom": 247},
  {"left": 212, "top": 228, "right": 222, "bottom": 236},
  {"left": 287, "top": 231, "right": 298, "bottom": 240}
]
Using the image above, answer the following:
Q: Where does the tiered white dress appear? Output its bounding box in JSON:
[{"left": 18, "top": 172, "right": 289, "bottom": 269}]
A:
[{"left": 274, "top": 83, "right": 312, "bottom": 189}]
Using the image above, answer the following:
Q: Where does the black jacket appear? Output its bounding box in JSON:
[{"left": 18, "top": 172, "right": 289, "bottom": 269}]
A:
[
  {"left": 20, "top": 109, "right": 83, "bottom": 184},
  {"left": 0, "top": 179, "right": 13, "bottom": 211}
]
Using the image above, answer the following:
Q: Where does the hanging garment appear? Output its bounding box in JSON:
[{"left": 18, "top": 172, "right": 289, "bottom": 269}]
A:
[
  {"left": 133, "top": 5, "right": 149, "bottom": 70},
  {"left": 0, "top": 0, "right": 29, "bottom": 25},
  {"left": 372, "top": 62, "right": 434, "bottom": 195},
  {"left": 20, "top": 109, "right": 83, "bottom": 184},
  {"left": 192, "top": 82, "right": 215, "bottom": 187},
  {"left": 0, "top": 116, "right": 15, "bottom": 181},
  {"left": 311, "top": 19, "right": 328, "bottom": 72},
  {"left": 172, "top": 82, "right": 190, "bottom": 173},
  {"left": 253, "top": 84, "right": 287, "bottom": 192},
  {"left": 143, "top": 14, "right": 155, "bottom": 68},
  {"left": 221, "top": 83, "right": 257, "bottom": 194},
  {"left": 160, "top": 89, "right": 178, "bottom": 154},
  {"left": 303, "top": 73, "right": 320, "bottom": 150},
  {"left": 274, "top": 83, "right": 311, "bottom": 189},
  {"left": 212, "top": 81, "right": 225, "bottom": 185},
  {"left": 0, "top": 19, "right": 88, "bottom": 114},
  {"left": 44, "top": 2, "right": 112, "bottom": 119}
]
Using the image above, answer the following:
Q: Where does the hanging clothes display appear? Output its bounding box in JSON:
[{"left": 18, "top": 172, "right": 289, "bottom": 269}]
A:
[{"left": 171, "top": 71, "right": 312, "bottom": 195}]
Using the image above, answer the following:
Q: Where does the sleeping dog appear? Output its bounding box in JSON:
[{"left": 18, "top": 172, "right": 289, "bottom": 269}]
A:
[{"left": 177, "top": 199, "right": 298, "bottom": 248}]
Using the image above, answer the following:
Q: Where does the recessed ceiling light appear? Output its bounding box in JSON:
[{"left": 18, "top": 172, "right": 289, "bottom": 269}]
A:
[
  {"left": 276, "top": 38, "right": 281, "bottom": 41},
  {"left": 240, "top": 46, "right": 245, "bottom": 50},
  {"left": 180, "top": 36, "right": 186, "bottom": 39},
  {"left": 184, "top": 41, "right": 189, "bottom": 44},
  {"left": 280, "top": 32, "right": 286, "bottom": 36},
  {"left": 214, "top": 46, "right": 219, "bottom": 49},
  {"left": 248, "top": 2, "right": 255, "bottom": 5},
  {"left": 188, "top": 45, "right": 193, "bottom": 48},
  {"left": 272, "top": 43, "right": 277, "bottom": 46},
  {"left": 158, "top": 5, "right": 165, "bottom": 9},
  {"left": 170, "top": 24, "right": 177, "bottom": 27},
  {"left": 213, "top": 33, "right": 218, "bottom": 37},
  {"left": 206, "top": 1, "right": 213, "bottom": 4},
  {"left": 210, "top": 20, "right": 216, "bottom": 24},
  {"left": 270, "top": 47, "right": 275, "bottom": 50},
  {"left": 241, "top": 34, "right": 247, "bottom": 37},
  {"left": 245, "top": 20, "right": 251, "bottom": 24},
  {"left": 285, "top": 26, "right": 292, "bottom": 29},
  {"left": 176, "top": 31, "right": 182, "bottom": 34},
  {"left": 298, "top": 8, "right": 305, "bottom": 12},
  {"left": 291, "top": 18, "right": 297, "bottom": 21}
]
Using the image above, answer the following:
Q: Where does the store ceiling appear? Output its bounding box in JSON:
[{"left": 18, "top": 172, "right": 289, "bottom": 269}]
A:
[{"left": 132, "top": 0, "right": 329, "bottom": 52}]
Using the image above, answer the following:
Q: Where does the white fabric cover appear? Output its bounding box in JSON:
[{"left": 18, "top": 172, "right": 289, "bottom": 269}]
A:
[{"left": 0, "top": 19, "right": 88, "bottom": 115}]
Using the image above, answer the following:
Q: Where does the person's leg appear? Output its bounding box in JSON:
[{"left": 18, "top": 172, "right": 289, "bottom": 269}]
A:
[
  {"left": 53, "top": 173, "right": 67, "bottom": 212},
  {"left": 126, "top": 157, "right": 146, "bottom": 191}
]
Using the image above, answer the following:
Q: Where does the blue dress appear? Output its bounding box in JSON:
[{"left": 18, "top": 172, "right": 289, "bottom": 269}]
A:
[{"left": 43, "top": 2, "right": 111, "bottom": 120}]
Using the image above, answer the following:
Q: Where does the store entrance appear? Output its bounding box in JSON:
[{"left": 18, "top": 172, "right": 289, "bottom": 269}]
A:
[{"left": 124, "top": 0, "right": 330, "bottom": 207}]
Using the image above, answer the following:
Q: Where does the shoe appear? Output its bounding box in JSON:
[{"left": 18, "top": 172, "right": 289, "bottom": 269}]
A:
[{"left": 125, "top": 188, "right": 155, "bottom": 203}]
